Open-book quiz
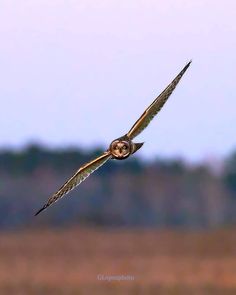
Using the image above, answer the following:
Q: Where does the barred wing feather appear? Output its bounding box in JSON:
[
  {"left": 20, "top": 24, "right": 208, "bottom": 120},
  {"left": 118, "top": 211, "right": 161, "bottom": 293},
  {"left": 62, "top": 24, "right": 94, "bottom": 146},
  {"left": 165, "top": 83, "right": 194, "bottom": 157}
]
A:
[
  {"left": 35, "top": 151, "right": 111, "bottom": 215},
  {"left": 127, "top": 61, "right": 191, "bottom": 140}
]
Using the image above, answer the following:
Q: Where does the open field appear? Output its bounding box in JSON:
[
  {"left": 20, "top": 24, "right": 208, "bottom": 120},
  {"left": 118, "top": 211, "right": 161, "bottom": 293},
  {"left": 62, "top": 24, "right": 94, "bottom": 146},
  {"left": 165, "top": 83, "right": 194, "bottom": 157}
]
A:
[{"left": 0, "top": 227, "right": 236, "bottom": 294}]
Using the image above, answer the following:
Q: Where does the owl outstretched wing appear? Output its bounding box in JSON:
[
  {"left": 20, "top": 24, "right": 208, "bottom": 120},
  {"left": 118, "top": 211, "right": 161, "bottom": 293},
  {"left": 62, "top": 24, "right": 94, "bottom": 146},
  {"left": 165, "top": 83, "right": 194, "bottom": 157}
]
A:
[
  {"left": 126, "top": 61, "right": 191, "bottom": 140},
  {"left": 35, "top": 151, "right": 112, "bottom": 215}
]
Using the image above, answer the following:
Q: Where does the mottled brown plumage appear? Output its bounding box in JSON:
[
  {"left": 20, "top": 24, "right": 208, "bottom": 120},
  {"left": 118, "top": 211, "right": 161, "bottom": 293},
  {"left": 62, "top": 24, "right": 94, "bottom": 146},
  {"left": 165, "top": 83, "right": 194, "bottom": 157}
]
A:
[
  {"left": 127, "top": 61, "right": 191, "bottom": 140},
  {"left": 35, "top": 61, "right": 191, "bottom": 215},
  {"left": 35, "top": 152, "right": 111, "bottom": 215}
]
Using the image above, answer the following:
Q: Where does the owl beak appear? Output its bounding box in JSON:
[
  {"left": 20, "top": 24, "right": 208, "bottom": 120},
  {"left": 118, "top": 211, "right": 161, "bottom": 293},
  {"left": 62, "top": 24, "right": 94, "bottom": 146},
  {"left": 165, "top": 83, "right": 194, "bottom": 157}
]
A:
[{"left": 132, "top": 142, "right": 144, "bottom": 154}]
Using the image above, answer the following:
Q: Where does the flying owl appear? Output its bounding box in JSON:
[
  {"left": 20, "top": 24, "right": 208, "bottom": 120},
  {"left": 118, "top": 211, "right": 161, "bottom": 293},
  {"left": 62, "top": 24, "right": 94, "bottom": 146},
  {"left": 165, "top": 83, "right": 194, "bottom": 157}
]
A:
[{"left": 35, "top": 61, "right": 191, "bottom": 215}]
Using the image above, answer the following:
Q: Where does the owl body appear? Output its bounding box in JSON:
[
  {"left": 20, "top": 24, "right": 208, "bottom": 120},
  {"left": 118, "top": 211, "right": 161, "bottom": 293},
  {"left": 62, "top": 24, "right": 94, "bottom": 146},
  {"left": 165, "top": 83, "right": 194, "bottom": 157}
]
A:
[{"left": 109, "top": 135, "right": 144, "bottom": 160}]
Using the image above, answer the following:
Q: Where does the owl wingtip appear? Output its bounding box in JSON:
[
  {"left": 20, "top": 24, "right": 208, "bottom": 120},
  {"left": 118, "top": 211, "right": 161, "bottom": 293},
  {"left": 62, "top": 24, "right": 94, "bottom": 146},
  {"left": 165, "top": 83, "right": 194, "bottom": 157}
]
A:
[
  {"left": 186, "top": 60, "right": 192, "bottom": 67},
  {"left": 181, "top": 60, "right": 192, "bottom": 74},
  {"left": 34, "top": 204, "right": 47, "bottom": 216}
]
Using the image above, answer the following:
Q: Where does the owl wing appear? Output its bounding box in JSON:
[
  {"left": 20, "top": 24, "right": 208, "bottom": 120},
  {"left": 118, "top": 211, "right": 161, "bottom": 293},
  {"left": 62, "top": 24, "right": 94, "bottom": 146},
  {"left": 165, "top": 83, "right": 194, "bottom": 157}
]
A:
[
  {"left": 126, "top": 61, "right": 191, "bottom": 140},
  {"left": 35, "top": 151, "right": 112, "bottom": 215}
]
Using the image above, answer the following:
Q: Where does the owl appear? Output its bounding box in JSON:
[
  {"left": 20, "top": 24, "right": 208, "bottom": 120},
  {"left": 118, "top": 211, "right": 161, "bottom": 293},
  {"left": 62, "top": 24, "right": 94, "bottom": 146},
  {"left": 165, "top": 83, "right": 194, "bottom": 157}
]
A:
[{"left": 35, "top": 61, "right": 191, "bottom": 215}]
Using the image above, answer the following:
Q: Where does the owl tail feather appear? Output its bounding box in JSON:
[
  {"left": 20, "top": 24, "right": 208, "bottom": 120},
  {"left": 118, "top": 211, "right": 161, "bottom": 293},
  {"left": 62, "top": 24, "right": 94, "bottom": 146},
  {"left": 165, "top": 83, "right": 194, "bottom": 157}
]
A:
[{"left": 132, "top": 142, "right": 144, "bottom": 154}]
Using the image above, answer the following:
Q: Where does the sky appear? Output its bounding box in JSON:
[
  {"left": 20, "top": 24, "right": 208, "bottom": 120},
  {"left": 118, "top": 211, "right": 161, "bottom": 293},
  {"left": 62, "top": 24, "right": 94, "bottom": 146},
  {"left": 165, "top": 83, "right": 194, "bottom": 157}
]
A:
[{"left": 0, "top": 0, "right": 235, "bottom": 162}]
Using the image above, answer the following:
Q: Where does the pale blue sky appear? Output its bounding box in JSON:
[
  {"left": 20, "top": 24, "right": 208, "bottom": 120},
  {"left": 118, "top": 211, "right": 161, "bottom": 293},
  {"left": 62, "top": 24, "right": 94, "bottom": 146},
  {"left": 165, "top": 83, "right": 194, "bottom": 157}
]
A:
[{"left": 0, "top": 0, "right": 235, "bottom": 162}]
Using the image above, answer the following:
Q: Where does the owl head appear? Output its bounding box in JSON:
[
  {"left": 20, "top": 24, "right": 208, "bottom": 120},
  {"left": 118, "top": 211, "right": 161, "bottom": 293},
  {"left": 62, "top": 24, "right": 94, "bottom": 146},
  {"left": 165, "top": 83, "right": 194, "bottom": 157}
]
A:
[{"left": 110, "top": 139, "right": 131, "bottom": 160}]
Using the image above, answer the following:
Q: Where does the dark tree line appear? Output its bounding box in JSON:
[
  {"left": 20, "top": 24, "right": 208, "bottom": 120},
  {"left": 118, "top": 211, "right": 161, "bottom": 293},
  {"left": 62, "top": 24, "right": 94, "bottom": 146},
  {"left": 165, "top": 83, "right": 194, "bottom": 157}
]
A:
[{"left": 0, "top": 144, "right": 236, "bottom": 229}]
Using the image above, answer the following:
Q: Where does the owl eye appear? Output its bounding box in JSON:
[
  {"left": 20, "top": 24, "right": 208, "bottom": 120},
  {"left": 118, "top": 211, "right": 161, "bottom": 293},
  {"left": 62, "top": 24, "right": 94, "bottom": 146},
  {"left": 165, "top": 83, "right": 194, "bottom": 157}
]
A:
[
  {"left": 123, "top": 145, "right": 127, "bottom": 150},
  {"left": 115, "top": 145, "right": 119, "bottom": 150}
]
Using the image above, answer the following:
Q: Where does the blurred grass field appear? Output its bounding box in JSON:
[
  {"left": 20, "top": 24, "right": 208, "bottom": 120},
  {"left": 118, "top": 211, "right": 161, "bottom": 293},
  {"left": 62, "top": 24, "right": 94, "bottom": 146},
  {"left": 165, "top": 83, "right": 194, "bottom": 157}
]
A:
[{"left": 0, "top": 227, "right": 236, "bottom": 294}]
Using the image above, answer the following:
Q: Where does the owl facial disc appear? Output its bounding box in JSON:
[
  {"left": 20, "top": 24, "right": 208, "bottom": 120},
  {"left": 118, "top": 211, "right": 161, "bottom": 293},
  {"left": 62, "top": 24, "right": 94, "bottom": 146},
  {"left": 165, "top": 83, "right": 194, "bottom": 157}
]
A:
[{"left": 110, "top": 139, "right": 131, "bottom": 160}]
